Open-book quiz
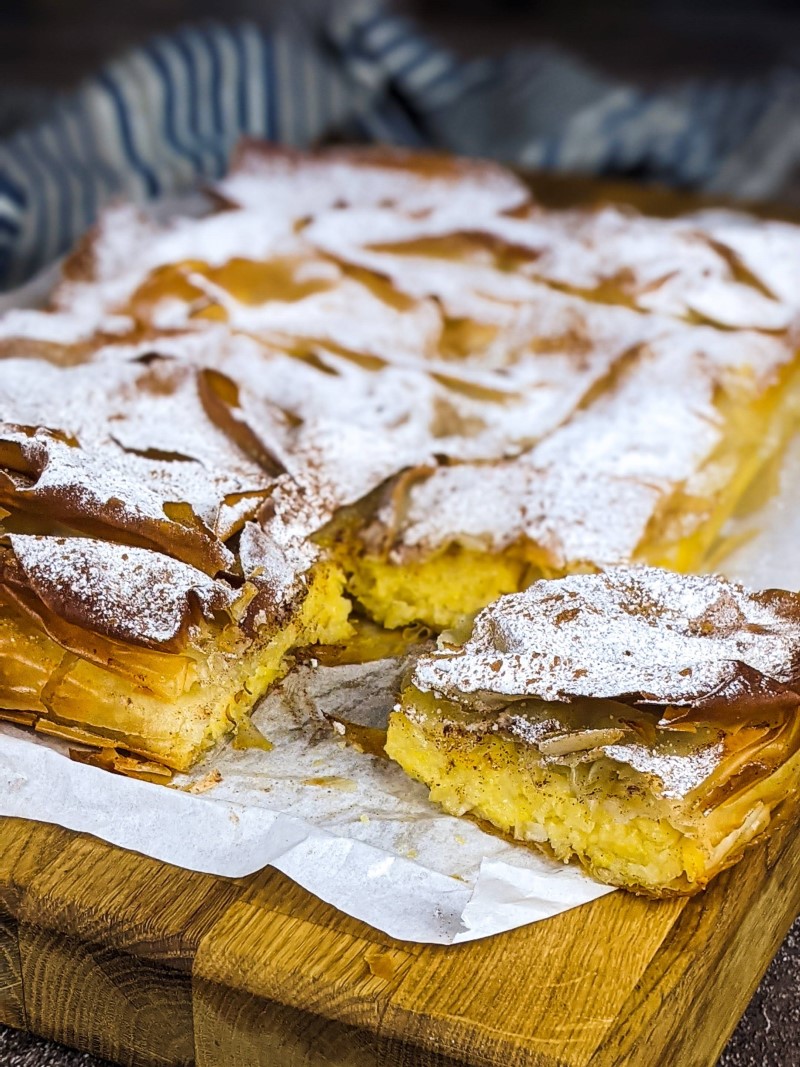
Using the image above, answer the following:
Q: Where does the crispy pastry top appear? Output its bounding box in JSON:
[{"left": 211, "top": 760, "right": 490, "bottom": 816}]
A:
[
  {"left": 411, "top": 567, "right": 800, "bottom": 718},
  {"left": 3, "top": 145, "right": 800, "bottom": 651}
]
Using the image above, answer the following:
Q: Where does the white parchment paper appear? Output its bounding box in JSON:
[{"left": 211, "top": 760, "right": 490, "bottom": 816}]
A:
[{"left": 0, "top": 655, "right": 614, "bottom": 944}]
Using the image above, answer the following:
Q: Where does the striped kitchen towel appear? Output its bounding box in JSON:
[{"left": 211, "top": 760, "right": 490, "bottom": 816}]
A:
[{"left": 1, "top": 0, "right": 799, "bottom": 288}]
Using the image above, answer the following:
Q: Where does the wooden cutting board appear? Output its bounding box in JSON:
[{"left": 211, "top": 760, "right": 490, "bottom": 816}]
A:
[
  {"left": 1, "top": 804, "right": 800, "bottom": 1067},
  {"left": 3, "top": 176, "right": 800, "bottom": 1067}
]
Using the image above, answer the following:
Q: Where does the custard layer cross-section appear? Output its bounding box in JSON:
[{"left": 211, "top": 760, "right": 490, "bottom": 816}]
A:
[{"left": 386, "top": 568, "right": 800, "bottom": 894}]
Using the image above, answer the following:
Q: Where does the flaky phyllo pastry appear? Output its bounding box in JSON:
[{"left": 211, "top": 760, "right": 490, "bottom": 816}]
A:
[
  {"left": 2, "top": 143, "right": 800, "bottom": 791},
  {"left": 387, "top": 568, "right": 800, "bottom": 894}
]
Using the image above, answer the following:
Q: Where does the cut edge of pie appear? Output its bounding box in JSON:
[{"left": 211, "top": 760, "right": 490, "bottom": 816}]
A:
[
  {"left": 0, "top": 537, "right": 353, "bottom": 771},
  {"left": 385, "top": 567, "right": 800, "bottom": 894}
]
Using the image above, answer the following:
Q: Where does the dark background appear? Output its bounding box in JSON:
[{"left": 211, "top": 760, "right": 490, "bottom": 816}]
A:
[
  {"left": 1, "top": 0, "right": 800, "bottom": 89},
  {"left": 1, "top": 2, "right": 800, "bottom": 1065}
]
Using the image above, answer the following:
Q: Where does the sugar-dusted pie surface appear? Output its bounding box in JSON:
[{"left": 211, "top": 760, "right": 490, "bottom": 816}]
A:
[
  {"left": 409, "top": 567, "right": 800, "bottom": 708},
  {"left": 2, "top": 142, "right": 800, "bottom": 774}
]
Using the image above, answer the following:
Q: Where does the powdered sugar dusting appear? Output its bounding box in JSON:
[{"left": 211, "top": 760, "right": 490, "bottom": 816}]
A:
[
  {"left": 600, "top": 742, "right": 725, "bottom": 799},
  {"left": 381, "top": 323, "right": 791, "bottom": 565},
  {"left": 412, "top": 566, "right": 800, "bottom": 707},
  {"left": 217, "top": 142, "right": 532, "bottom": 219},
  {"left": 305, "top": 195, "right": 800, "bottom": 331},
  {"left": 8, "top": 534, "right": 236, "bottom": 649}
]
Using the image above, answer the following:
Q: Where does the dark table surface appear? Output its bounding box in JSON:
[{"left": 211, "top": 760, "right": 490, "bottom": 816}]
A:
[{"left": 1, "top": 4, "right": 799, "bottom": 1065}]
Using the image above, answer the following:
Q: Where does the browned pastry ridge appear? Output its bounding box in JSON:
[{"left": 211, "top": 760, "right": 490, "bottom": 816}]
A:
[
  {"left": 387, "top": 567, "right": 800, "bottom": 894},
  {"left": 1, "top": 142, "right": 800, "bottom": 835}
]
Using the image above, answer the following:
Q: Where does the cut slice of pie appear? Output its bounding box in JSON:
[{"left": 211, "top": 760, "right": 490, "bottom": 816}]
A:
[
  {"left": 386, "top": 567, "right": 800, "bottom": 894},
  {"left": 0, "top": 347, "right": 355, "bottom": 771},
  {"left": 0, "top": 531, "right": 351, "bottom": 771}
]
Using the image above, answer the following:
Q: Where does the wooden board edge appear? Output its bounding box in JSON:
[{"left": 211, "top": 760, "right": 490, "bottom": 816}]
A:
[
  {"left": 193, "top": 974, "right": 472, "bottom": 1067},
  {"left": 0, "top": 906, "right": 26, "bottom": 1031},
  {"left": 586, "top": 809, "right": 800, "bottom": 1066},
  {"left": 12, "top": 917, "right": 195, "bottom": 1067}
]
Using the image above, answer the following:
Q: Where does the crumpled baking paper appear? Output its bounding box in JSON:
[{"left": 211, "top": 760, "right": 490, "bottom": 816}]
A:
[{"left": 0, "top": 655, "right": 614, "bottom": 944}]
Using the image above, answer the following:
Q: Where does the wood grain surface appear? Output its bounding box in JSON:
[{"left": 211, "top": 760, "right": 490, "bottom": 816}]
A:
[{"left": 0, "top": 803, "right": 798, "bottom": 1067}]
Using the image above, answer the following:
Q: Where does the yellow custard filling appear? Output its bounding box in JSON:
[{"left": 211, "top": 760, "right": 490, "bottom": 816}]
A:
[
  {"left": 345, "top": 545, "right": 535, "bottom": 631},
  {"left": 386, "top": 689, "right": 800, "bottom": 895},
  {"left": 0, "top": 561, "right": 353, "bottom": 771}
]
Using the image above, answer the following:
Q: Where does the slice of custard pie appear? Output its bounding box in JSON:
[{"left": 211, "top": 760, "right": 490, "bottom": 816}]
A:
[
  {"left": 0, "top": 351, "right": 354, "bottom": 771},
  {"left": 386, "top": 567, "right": 800, "bottom": 895},
  {"left": 0, "top": 532, "right": 349, "bottom": 772}
]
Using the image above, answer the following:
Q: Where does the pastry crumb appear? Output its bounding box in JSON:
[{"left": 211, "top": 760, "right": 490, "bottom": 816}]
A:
[
  {"left": 187, "top": 768, "right": 224, "bottom": 794},
  {"left": 186, "top": 768, "right": 224, "bottom": 793},
  {"left": 303, "top": 775, "right": 358, "bottom": 792}
]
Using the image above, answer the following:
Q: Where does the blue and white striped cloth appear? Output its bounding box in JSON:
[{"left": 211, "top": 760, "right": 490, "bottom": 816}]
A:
[{"left": 2, "top": 0, "right": 799, "bottom": 289}]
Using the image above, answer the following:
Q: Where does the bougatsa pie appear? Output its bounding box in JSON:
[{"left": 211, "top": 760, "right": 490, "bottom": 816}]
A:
[
  {"left": 1, "top": 142, "right": 800, "bottom": 817},
  {"left": 386, "top": 567, "right": 800, "bottom": 894}
]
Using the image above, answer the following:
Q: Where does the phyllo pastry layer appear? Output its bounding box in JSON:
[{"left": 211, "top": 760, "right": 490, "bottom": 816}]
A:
[
  {"left": 0, "top": 532, "right": 351, "bottom": 771},
  {"left": 386, "top": 567, "right": 800, "bottom": 894}
]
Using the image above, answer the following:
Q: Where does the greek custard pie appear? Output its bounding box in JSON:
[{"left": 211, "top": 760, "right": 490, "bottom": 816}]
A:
[
  {"left": 2, "top": 143, "right": 800, "bottom": 776},
  {"left": 386, "top": 568, "right": 800, "bottom": 894},
  {"left": 0, "top": 352, "right": 354, "bottom": 770}
]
